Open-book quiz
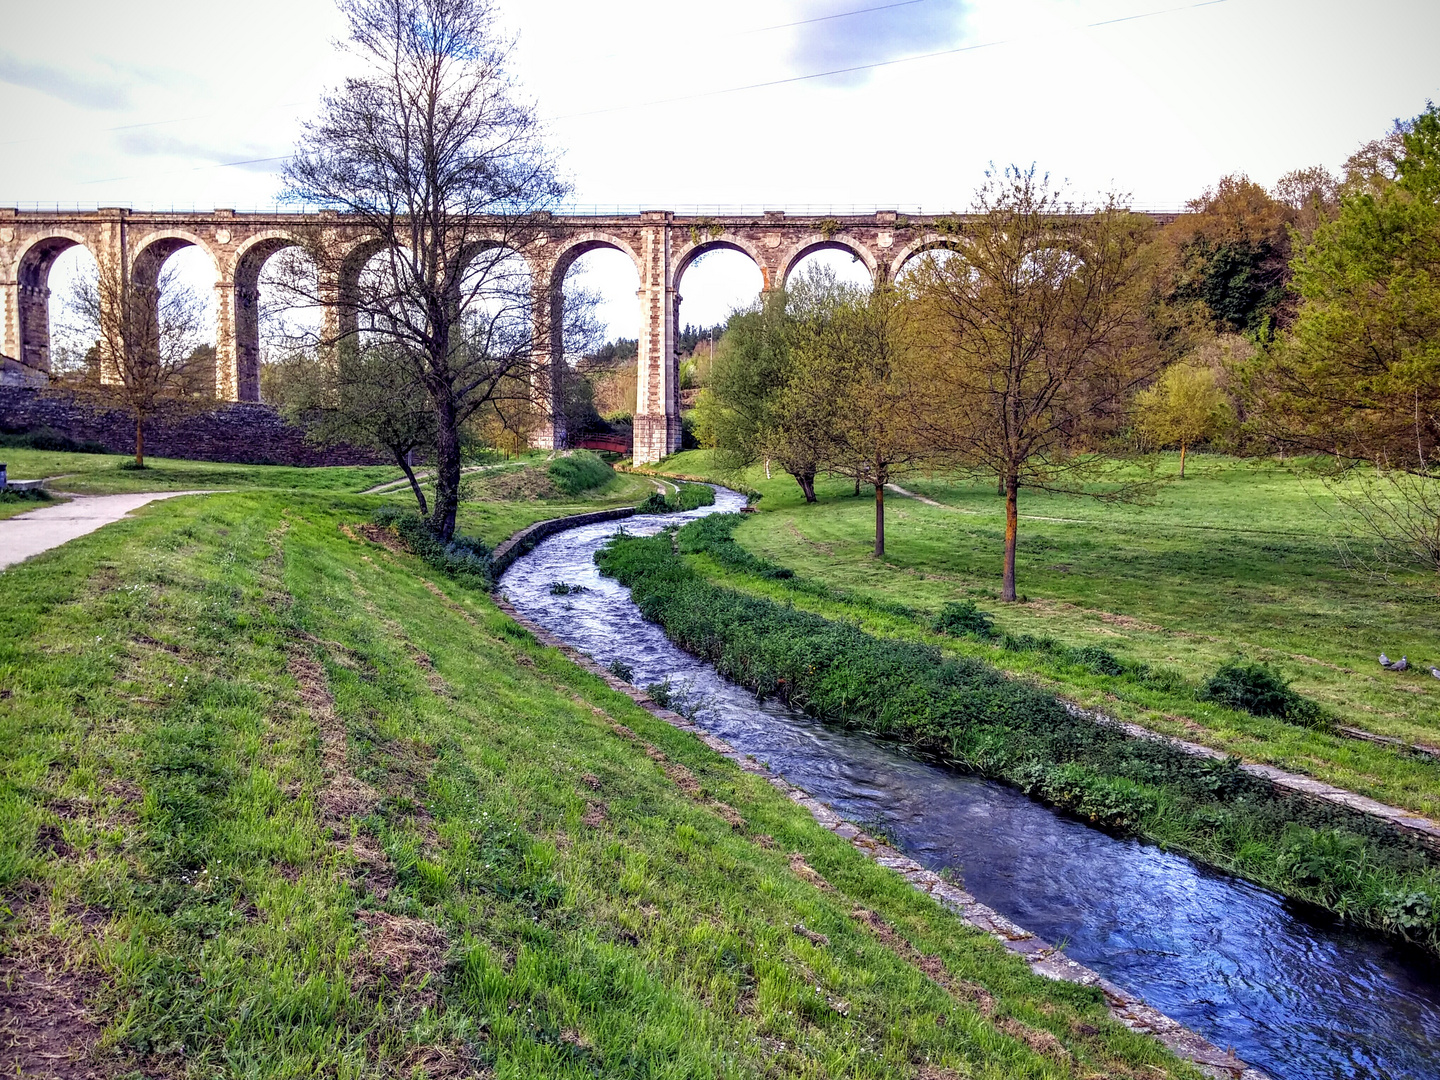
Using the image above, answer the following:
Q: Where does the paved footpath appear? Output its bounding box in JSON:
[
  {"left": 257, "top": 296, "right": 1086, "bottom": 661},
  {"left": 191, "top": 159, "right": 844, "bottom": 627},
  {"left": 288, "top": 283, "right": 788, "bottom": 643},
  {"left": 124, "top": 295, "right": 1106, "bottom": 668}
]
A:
[{"left": 0, "top": 491, "right": 213, "bottom": 572}]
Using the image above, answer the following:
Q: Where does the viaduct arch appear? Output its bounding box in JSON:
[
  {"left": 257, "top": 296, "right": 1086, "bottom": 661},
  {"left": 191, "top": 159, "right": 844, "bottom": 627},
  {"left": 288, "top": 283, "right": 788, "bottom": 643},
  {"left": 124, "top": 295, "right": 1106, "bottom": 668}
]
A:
[{"left": 0, "top": 207, "right": 1177, "bottom": 464}]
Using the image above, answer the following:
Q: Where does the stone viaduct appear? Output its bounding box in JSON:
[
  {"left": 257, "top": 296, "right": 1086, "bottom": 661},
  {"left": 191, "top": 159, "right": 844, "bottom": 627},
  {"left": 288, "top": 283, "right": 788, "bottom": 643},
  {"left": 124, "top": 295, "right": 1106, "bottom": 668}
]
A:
[{"left": 0, "top": 206, "right": 1174, "bottom": 464}]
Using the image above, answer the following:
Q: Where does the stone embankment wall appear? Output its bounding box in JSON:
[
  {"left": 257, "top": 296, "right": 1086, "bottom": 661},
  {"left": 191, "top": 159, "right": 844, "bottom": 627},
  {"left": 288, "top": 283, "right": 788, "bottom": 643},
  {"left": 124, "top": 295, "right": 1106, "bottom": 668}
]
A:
[
  {"left": 490, "top": 507, "right": 636, "bottom": 577},
  {"left": 0, "top": 388, "right": 383, "bottom": 467}
]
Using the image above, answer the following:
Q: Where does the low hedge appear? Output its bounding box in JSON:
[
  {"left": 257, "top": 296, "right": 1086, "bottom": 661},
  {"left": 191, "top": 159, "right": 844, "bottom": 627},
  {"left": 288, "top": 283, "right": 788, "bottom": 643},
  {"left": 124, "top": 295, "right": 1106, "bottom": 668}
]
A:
[{"left": 596, "top": 519, "right": 1440, "bottom": 955}]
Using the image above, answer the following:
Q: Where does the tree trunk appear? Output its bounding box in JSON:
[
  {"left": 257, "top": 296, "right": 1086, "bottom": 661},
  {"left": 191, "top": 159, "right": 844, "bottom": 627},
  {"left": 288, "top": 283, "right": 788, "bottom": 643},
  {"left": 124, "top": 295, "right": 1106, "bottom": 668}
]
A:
[
  {"left": 791, "top": 470, "right": 817, "bottom": 503},
  {"left": 134, "top": 416, "right": 144, "bottom": 468},
  {"left": 1178, "top": 441, "right": 1187, "bottom": 479},
  {"left": 874, "top": 482, "right": 885, "bottom": 559},
  {"left": 1003, "top": 472, "right": 1019, "bottom": 601},
  {"left": 396, "top": 450, "right": 429, "bottom": 516},
  {"left": 431, "top": 396, "right": 461, "bottom": 541},
  {"left": 854, "top": 478, "right": 861, "bottom": 497}
]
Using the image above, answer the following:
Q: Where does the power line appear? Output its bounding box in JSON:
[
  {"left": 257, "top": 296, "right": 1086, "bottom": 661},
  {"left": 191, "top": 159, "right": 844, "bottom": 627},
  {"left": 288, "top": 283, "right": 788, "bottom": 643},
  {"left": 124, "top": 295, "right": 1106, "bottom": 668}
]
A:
[
  {"left": 742, "top": 0, "right": 934, "bottom": 35},
  {"left": 551, "top": 0, "right": 1231, "bottom": 120}
]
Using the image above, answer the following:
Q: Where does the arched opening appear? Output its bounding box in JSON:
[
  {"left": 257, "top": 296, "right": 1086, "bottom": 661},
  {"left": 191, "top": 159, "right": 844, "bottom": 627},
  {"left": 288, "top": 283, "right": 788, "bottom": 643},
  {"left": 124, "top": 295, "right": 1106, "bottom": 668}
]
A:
[
  {"left": 674, "top": 244, "right": 765, "bottom": 410},
  {"left": 894, "top": 243, "right": 964, "bottom": 292},
  {"left": 37, "top": 241, "right": 100, "bottom": 380},
  {"left": 560, "top": 243, "right": 641, "bottom": 446},
  {"left": 129, "top": 238, "right": 219, "bottom": 398},
  {"left": 234, "top": 237, "right": 320, "bottom": 404},
  {"left": 783, "top": 243, "right": 876, "bottom": 292}
]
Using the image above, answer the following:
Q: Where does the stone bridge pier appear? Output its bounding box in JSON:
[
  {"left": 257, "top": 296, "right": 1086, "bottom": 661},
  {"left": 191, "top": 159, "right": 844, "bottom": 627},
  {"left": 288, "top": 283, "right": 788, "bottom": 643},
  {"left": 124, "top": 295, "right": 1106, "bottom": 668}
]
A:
[{"left": 1, "top": 206, "right": 1175, "bottom": 465}]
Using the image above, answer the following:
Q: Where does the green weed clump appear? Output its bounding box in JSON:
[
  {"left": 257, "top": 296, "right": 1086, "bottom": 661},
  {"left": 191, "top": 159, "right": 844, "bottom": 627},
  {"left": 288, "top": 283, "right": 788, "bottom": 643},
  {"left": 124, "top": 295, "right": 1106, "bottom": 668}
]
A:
[
  {"left": 932, "top": 601, "right": 997, "bottom": 639},
  {"left": 372, "top": 505, "right": 493, "bottom": 587},
  {"left": 546, "top": 450, "right": 614, "bottom": 496},
  {"left": 597, "top": 523, "right": 1440, "bottom": 954},
  {"left": 0, "top": 487, "right": 52, "bottom": 505},
  {"left": 638, "top": 482, "right": 716, "bottom": 514},
  {"left": 1199, "top": 660, "right": 1322, "bottom": 722}
]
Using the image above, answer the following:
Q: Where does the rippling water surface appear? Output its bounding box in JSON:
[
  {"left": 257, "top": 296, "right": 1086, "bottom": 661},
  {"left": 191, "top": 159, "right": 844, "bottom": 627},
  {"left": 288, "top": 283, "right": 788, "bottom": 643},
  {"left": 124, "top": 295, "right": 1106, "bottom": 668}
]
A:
[{"left": 500, "top": 490, "right": 1440, "bottom": 1080}]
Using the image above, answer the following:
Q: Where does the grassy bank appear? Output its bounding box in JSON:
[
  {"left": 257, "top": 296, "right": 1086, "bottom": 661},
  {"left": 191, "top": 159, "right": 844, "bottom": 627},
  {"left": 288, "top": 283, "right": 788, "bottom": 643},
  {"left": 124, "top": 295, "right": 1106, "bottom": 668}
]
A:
[
  {"left": 654, "top": 450, "right": 1440, "bottom": 820},
  {"left": 0, "top": 446, "right": 400, "bottom": 495},
  {"left": 0, "top": 484, "right": 1203, "bottom": 1077},
  {"left": 596, "top": 519, "right": 1440, "bottom": 956}
]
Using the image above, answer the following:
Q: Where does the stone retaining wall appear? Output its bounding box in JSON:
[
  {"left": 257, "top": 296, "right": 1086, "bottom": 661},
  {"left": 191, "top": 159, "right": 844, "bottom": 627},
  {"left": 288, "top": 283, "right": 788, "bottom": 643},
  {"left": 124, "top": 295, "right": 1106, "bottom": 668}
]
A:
[
  {"left": 0, "top": 388, "right": 384, "bottom": 467},
  {"left": 489, "top": 506, "right": 636, "bottom": 577}
]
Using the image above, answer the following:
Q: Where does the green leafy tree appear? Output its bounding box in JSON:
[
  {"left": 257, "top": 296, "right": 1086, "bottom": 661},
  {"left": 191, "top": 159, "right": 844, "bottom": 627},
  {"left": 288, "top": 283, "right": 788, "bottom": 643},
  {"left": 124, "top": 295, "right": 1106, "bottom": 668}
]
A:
[
  {"left": 1134, "top": 361, "right": 1230, "bottom": 477},
  {"left": 278, "top": 343, "right": 437, "bottom": 513},
  {"left": 1157, "top": 175, "right": 1295, "bottom": 338},
  {"left": 1252, "top": 103, "right": 1440, "bottom": 475},
  {"left": 782, "top": 280, "right": 926, "bottom": 557},
  {"left": 704, "top": 289, "right": 825, "bottom": 501}
]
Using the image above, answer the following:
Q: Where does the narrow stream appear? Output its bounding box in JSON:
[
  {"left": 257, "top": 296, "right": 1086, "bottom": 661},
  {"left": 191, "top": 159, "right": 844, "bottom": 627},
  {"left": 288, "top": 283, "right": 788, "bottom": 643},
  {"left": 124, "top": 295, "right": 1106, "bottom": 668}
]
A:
[{"left": 500, "top": 490, "right": 1440, "bottom": 1080}]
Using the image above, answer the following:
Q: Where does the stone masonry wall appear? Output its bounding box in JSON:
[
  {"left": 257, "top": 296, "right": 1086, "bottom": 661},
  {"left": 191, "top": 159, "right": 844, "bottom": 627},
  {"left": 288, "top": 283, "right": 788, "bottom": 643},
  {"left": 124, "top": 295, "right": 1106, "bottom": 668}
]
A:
[{"left": 0, "top": 388, "right": 385, "bottom": 467}]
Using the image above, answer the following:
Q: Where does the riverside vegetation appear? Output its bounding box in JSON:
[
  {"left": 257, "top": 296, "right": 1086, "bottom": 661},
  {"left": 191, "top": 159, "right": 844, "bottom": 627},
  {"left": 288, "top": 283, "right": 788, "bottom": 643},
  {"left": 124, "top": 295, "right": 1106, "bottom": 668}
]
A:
[
  {"left": 595, "top": 513, "right": 1440, "bottom": 955},
  {"left": 0, "top": 467, "right": 1209, "bottom": 1078}
]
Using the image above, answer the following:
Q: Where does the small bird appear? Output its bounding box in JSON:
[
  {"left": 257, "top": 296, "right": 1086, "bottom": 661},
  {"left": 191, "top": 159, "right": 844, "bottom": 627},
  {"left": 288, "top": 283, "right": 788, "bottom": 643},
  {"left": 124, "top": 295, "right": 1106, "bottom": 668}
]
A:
[
  {"left": 1430, "top": 666, "right": 1440, "bottom": 680},
  {"left": 1393, "top": 656, "right": 1409, "bottom": 672},
  {"left": 1380, "top": 653, "right": 1394, "bottom": 668}
]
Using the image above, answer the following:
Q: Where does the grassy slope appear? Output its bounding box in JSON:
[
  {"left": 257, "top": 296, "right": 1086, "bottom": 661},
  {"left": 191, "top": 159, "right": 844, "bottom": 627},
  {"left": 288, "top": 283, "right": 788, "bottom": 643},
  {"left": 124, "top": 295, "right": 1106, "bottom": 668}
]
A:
[
  {"left": 656, "top": 450, "right": 1440, "bottom": 819},
  {"left": 0, "top": 489, "right": 1197, "bottom": 1079},
  {"left": 455, "top": 471, "right": 659, "bottom": 548}
]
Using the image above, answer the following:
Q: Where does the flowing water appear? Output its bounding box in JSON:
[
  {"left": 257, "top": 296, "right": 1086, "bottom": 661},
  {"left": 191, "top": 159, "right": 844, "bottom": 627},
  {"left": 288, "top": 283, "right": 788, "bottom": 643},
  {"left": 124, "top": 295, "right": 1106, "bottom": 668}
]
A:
[{"left": 500, "top": 489, "right": 1440, "bottom": 1080}]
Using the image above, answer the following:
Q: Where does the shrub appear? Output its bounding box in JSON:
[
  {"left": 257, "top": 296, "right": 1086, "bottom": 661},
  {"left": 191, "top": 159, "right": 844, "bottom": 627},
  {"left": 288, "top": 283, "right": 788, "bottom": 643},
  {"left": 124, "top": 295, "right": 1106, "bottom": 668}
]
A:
[
  {"left": 1070, "top": 645, "right": 1126, "bottom": 677},
  {"left": 931, "top": 601, "right": 997, "bottom": 639},
  {"left": 547, "top": 450, "right": 614, "bottom": 496},
  {"left": 0, "top": 487, "right": 52, "bottom": 505},
  {"left": 607, "top": 659, "right": 634, "bottom": 683},
  {"left": 371, "top": 506, "right": 493, "bottom": 587},
  {"left": 1199, "top": 661, "right": 1297, "bottom": 718},
  {"left": 0, "top": 427, "right": 109, "bottom": 454}
]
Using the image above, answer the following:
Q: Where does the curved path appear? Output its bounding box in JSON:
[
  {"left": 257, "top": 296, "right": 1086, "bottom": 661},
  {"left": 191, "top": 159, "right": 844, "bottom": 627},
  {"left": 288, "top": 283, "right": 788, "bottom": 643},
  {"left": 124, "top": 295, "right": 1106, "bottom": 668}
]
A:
[{"left": 0, "top": 491, "right": 213, "bottom": 571}]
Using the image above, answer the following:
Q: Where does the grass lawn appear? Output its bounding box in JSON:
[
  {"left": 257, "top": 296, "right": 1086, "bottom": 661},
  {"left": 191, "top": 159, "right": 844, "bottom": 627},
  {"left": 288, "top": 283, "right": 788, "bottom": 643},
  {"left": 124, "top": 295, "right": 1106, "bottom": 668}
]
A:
[
  {"left": 0, "top": 483, "right": 1199, "bottom": 1078},
  {"left": 0, "top": 490, "right": 67, "bottom": 521},
  {"left": 654, "top": 450, "right": 1440, "bottom": 819},
  {"left": 0, "top": 446, "right": 401, "bottom": 495}
]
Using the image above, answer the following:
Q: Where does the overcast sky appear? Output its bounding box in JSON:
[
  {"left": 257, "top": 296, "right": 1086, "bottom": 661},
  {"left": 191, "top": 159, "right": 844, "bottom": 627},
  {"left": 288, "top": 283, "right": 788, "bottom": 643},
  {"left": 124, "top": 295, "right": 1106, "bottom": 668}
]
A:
[{"left": 5, "top": 0, "right": 1438, "bottom": 339}]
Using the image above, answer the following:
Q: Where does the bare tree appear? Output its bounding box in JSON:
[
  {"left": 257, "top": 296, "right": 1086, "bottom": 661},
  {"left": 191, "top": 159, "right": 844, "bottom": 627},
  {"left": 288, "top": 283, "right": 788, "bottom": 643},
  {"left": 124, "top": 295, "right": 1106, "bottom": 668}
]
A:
[
  {"left": 908, "top": 167, "right": 1161, "bottom": 600},
  {"left": 283, "top": 0, "right": 567, "bottom": 540},
  {"left": 66, "top": 262, "right": 207, "bottom": 466}
]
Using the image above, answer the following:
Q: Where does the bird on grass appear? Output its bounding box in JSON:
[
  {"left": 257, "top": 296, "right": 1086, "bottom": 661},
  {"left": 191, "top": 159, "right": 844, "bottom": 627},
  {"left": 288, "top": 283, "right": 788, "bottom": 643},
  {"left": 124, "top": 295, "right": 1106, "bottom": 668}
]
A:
[
  {"left": 1381, "top": 653, "right": 1393, "bottom": 667},
  {"left": 1430, "top": 666, "right": 1440, "bottom": 680},
  {"left": 1393, "top": 657, "right": 1409, "bottom": 672}
]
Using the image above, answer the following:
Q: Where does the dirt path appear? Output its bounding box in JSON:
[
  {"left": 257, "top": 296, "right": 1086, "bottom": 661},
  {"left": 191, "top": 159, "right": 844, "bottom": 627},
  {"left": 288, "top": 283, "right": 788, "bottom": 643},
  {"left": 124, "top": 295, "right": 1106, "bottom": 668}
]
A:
[{"left": 0, "top": 491, "right": 214, "bottom": 571}]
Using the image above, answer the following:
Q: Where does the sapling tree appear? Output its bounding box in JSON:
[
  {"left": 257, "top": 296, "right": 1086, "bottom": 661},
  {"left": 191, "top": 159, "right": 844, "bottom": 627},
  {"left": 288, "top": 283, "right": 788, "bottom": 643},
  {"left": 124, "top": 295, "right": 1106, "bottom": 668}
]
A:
[
  {"left": 65, "top": 261, "right": 208, "bottom": 467},
  {"left": 908, "top": 167, "right": 1161, "bottom": 600},
  {"left": 1134, "top": 360, "right": 1230, "bottom": 477}
]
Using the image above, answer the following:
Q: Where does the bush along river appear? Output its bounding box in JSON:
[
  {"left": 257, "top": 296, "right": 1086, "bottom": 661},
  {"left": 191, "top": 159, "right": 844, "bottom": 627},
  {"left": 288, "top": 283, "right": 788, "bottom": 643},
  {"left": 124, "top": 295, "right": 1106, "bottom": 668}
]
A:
[{"left": 499, "top": 488, "right": 1440, "bottom": 1080}]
